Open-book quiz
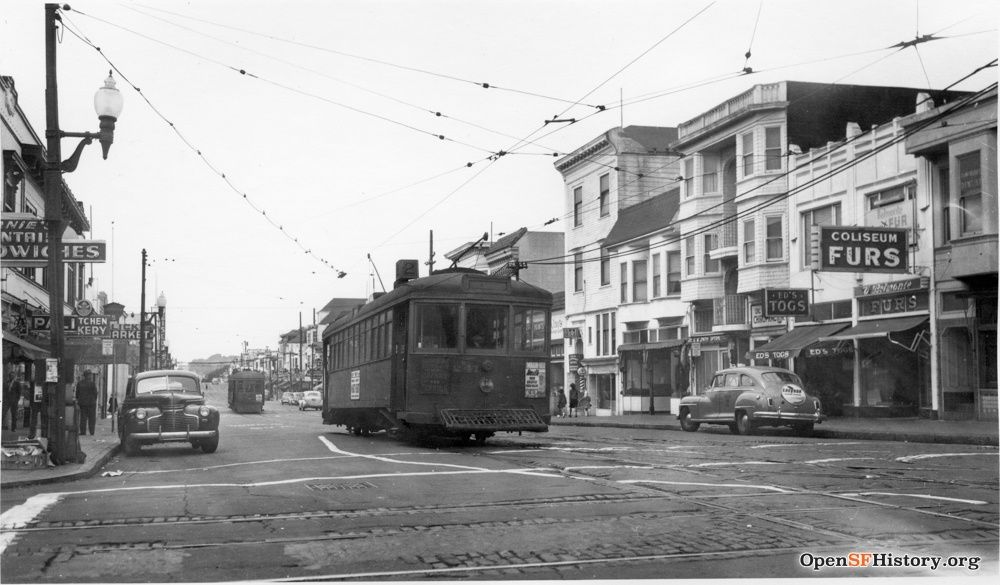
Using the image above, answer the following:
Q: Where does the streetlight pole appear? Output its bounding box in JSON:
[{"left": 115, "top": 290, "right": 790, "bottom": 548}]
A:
[
  {"left": 44, "top": 4, "right": 123, "bottom": 465},
  {"left": 138, "top": 250, "right": 147, "bottom": 373}
]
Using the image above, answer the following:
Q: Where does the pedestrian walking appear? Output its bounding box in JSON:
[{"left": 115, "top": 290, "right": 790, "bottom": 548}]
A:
[
  {"left": 76, "top": 370, "right": 99, "bottom": 436},
  {"left": 556, "top": 388, "right": 567, "bottom": 417},
  {"left": 579, "top": 392, "right": 592, "bottom": 416},
  {"left": 4, "top": 372, "right": 23, "bottom": 431},
  {"left": 568, "top": 383, "right": 579, "bottom": 418}
]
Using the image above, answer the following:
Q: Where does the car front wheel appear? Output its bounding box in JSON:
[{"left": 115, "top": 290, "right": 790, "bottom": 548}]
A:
[
  {"left": 200, "top": 434, "right": 219, "bottom": 453},
  {"left": 736, "top": 411, "right": 755, "bottom": 435},
  {"left": 679, "top": 409, "right": 700, "bottom": 432}
]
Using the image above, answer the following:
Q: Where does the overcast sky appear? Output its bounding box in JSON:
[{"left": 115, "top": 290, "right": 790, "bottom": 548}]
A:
[{"left": 1, "top": 0, "right": 997, "bottom": 363}]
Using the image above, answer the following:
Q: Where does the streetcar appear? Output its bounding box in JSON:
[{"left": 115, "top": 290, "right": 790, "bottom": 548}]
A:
[
  {"left": 228, "top": 370, "right": 266, "bottom": 413},
  {"left": 321, "top": 260, "right": 552, "bottom": 444}
]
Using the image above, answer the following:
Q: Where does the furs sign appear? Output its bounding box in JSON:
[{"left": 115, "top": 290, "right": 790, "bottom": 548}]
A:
[{"left": 818, "top": 226, "right": 907, "bottom": 273}]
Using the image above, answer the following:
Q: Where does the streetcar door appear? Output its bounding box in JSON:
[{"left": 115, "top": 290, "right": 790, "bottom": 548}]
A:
[{"left": 391, "top": 305, "right": 409, "bottom": 409}]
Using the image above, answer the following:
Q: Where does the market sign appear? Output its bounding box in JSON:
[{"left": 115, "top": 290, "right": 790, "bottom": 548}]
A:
[
  {"left": 817, "top": 226, "right": 908, "bottom": 273},
  {"left": 30, "top": 315, "right": 153, "bottom": 339},
  {"left": 762, "top": 289, "right": 809, "bottom": 317}
]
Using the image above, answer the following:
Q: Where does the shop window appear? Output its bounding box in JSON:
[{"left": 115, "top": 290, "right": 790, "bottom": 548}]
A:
[
  {"left": 940, "top": 292, "right": 969, "bottom": 313},
  {"left": 466, "top": 304, "right": 507, "bottom": 350},
  {"left": 632, "top": 259, "right": 647, "bottom": 302},
  {"left": 937, "top": 158, "right": 951, "bottom": 243},
  {"left": 3, "top": 163, "right": 24, "bottom": 213},
  {"left": 573, "top": 186, "right": 583, "bottom": 227},
  {"left": 666, "top": 251, "right": 681, "bottom": 294},
  {"left": 764, "top": 127, "right": 782, "bottom": 171},
  {"left": 599, "top": 173, "right": 610, "bottom": 217},
  {"left": 978, "top": 297, "right": 997, "bottom": 388},
  {"left": 801, "top": 203, "right": 841, "bottom": 267},
  {"left": 958, "top": 152, "right": 982, "bottom": 236}
]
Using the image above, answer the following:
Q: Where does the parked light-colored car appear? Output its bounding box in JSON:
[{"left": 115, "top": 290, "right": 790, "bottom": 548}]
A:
[{"left": 677, "top": 366, "right": 825, "bottom": 436}]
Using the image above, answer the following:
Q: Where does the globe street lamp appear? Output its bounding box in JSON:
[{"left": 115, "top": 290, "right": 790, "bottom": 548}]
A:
[{"left": 44, "top": 3, "right": 124, "bottom": 465}]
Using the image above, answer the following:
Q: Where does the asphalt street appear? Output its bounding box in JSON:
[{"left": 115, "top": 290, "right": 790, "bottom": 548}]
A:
[{"left": 1, "top": 384, "right": 997, "bottom": 582}]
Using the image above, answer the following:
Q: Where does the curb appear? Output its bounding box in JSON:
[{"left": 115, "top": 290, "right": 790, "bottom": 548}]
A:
[
  {"left": 550, "top": 419, "right": 999, "bottom": 447},
  {"left": 0, "top": 443, "right": 121, "bottom": 490}
]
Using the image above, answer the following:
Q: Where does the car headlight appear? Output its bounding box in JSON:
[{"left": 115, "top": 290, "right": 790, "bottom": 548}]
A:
[
  {"left": 135, "top": 409, "right": 147, "bottom": 420},
  {"left": 199, "top": 406, "right": 211, "bottom": 417}
]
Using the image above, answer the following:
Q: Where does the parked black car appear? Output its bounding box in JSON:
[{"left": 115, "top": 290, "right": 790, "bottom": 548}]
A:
[{"left": 118, "top": 369, "right": 221, "bottom": 455}]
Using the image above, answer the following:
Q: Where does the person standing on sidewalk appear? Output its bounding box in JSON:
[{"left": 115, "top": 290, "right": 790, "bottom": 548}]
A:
[
  {"left": 76, "top": 370, "right": 99, "bottom": 436},
  {"left": 568, "top": 383, "right": 579, "bottom": 418},
  {"left": 4, "top": 372, "right": 23, "bottom": 431}
]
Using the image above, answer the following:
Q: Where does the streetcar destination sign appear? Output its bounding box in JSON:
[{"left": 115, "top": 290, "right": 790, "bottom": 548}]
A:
[{"left": 817, "top": 226, "right": 908, "bottom": 273}]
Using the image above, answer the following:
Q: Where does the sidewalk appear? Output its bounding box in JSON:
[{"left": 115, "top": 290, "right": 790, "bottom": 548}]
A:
[
  {"left": 552, "top": 412, "right": 999, "bottom": 446},
  {"left": 1, "top": 414, "right": 120, "bottom": 490}
]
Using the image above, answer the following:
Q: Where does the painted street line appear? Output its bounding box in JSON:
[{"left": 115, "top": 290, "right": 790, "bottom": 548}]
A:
[
  {"left": 896, "top": 452, "right": 999, "bottom": 463},
  {"left": 838, "top": 492, "right": 990, "bottom": 505}
]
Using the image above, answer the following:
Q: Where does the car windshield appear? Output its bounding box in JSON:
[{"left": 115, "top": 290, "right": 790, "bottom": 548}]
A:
[
  {"left": 135, "top": 375, "right": 200, "bottom": 395},
  {"left": 304, "top": 392, "right": 321, "bottom": 398},
  {"left": 762, "top": 371, "right": 803, "bottom": 385}
]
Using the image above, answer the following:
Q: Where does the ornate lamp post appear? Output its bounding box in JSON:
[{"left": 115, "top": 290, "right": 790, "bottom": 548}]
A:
[{"left": 44, "top": 3, "right": 124, "bottom": 465}]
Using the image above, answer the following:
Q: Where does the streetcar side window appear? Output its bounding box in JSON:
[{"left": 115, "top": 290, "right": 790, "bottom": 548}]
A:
[
  {"left": 465, "top": 304, "right": 508, "bottom": 351},
  {"left": 513, "top": 307, "right": 547, "bottom": 352},
  {"left": 415, "top": 303, "right": 459, "bottom": 349}
]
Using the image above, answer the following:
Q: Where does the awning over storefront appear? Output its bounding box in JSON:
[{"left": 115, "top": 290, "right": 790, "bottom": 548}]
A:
[
  {"left": 746, "top": 322, "right": 850, "bottom": 360},
  {"left": 821, "top": 315, "right": 928, "bottom": 341},
  {"left": 2, "top": 331, "right": 50, "bottom": 361},
  {"left": 618, "top": 339, "right": 683, "bottom": 352}
]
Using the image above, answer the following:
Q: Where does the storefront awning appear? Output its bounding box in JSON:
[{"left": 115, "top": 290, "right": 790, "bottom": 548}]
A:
[
  {"left": 746, "top": 323, "right": 850, "bottom": 360},
  {"left": 619, "top": 339, "right": 683, "bottom": 352},
  {"left": 2, "top": 331, "right": 51, "bottom": 361},
  {"left": 821, "top": 315, "right": 928, "bottom": 341}
]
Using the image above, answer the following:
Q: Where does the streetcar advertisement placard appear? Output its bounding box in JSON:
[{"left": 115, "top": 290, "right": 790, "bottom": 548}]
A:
[
  {"left": 524, "top": 362, "right": 545, "bottom": 398},
  {"left": 350, "top": 370, "right": 360, "bottom": 400}
]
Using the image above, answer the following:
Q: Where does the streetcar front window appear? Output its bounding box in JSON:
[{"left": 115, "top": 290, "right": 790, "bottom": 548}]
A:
[
  {"left": 415, "top": 303, "right": 459, "bottom": 349},
  {"left": 514, "top": 307, "right": 547, "bottom": 352},
  {"left": 465, "top": 304, "right": 507, "bottom": 351}
]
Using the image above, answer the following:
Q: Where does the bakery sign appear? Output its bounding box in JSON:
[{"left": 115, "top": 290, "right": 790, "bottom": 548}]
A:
[{"left": 817, "top": 226, "right": 907, "bottom": 273}]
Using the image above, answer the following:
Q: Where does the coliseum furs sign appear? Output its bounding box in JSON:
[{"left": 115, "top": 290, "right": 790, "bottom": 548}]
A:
[{"left": 817, "top": 226, "right": 907, "bottom": 273}]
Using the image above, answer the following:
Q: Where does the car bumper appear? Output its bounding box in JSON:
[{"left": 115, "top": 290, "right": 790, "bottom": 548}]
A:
[
  {"left": 129, "top": 430, "right": 218, "bottom": 441},
  {"left": 752, "top": 411, "right": 826, "bottom": 423}
]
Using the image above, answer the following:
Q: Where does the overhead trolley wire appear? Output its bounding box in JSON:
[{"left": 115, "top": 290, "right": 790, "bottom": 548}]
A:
[
  {"left": 58, "top": 9, "right": 349, "bottom": 277},
  {"left": 131, "top": 2, "right": 605, "bottom": 110}
]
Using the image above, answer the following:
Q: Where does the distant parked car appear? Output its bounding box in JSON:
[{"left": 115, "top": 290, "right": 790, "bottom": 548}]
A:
[
  {"left": 677, "top": 366, "right": 825, "bottom": 436},
  {"left": 299, "top": 390, "right": 322, "bottom": 411},
  {"left": 280, "top": 392, "right": 294, "bottom": 405},
  {"left": 118, "top": 369, "right": 220, "bottom": 455}
]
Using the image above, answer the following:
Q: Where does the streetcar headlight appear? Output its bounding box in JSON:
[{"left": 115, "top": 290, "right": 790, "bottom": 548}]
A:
[
  {"left": 135, "top": 409, "right": 147, "bottom": 420},
  {"left": 199, "top": 406, "right": 211, "bottom": 417}
]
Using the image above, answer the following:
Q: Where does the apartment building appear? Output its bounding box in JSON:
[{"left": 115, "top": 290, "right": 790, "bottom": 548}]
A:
[
  {"left": 554, "top": 125, "right": 680, "bottom": 414},
  {"left": 671, "top": 81, "right": 962, "bottom": 398}
]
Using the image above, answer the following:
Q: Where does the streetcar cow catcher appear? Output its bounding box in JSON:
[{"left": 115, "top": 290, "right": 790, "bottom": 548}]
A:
[{"left": 321, "top": 260, "right": 552, "bottom": 444}]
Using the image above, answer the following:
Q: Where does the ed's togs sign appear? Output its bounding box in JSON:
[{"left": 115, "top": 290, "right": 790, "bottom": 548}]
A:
[{"left": 817, "top": 226, "right": 907, "bottom": 273}]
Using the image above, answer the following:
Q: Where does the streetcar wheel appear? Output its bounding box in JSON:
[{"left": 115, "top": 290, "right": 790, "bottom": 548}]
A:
[
  {"left": 474, "top": 432, "right": 489, "bottom": 446},
  {"left": 736, "top": 411, "right": 755, "bottom": 435},
  {"left": 679, "top": 410, "right": 700, "bottom": 432},
  {"left": 352, "top": 426, "right": 362, "bottom": 436}
]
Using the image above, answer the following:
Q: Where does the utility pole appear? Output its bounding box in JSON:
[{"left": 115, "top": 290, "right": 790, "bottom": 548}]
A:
[
  {"left": 298, "top": 312, "right": 304, "bottom": 388},
  {"left": 427, "top": 230, "right": 435, "bottom": 273}
]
